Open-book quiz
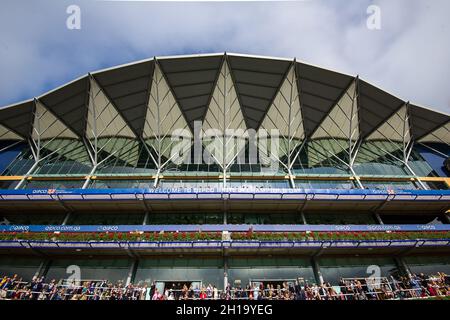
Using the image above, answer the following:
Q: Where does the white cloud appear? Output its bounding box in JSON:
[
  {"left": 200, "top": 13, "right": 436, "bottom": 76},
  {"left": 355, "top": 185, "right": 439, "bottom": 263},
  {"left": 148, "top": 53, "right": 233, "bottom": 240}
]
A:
[{"left": 0, "top": 0, "right": 449, "bottom": 114}]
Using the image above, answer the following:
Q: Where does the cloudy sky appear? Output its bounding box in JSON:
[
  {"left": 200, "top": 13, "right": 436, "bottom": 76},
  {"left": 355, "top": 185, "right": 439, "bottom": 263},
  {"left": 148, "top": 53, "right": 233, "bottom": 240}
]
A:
[{"left": 0, "top": 0, "right": 449, "bottom": 114}]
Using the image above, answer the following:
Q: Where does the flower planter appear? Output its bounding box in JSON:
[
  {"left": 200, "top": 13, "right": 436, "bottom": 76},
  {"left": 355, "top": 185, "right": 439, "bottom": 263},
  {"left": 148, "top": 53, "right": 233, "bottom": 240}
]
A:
[
  {"left": 330, "top": 241, "right": 359, "bottom": 248},
  {"left": 89, "top": 241, "right": 121, "bottom": 248},
  {"left": 56, "top": 242, "right": 92, "bottom": 248},
  {"left": 259, "top": 241, "right": 293, "bottom": 248},
  {"left": 159, "top": 241, "right": 193, "bottom": 248},
  {"left": 192, "top": 241, "right": 221, "bottom": 248},
  {"left": 421, "top": 240, "right": 450, "bottom": 246},
  {"left": 230, "top": 241, "right": 260, "bottom": 248},
  {"left": 292, "top": 241, "right": 322, "bottom": 248},
  {"left": 128, "top": 242, "right": 159, "bottom": 249},
  {"left": 358, "top": 241, "right": 392, "bottom": 247},
  {"left": 0, "top": 240, "right": 24, "bottom": 248},
  {"left": 29, "top": 241, "right": 59, "bottom": 248},
  {"left": 389, "top": 240, "right": 417, "bottom": 247}
]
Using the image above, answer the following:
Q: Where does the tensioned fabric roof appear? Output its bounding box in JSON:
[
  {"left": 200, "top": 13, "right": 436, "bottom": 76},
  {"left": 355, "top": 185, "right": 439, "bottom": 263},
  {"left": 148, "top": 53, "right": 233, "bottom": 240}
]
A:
[{"left": 0, "top": 53, "right": 448, "bottom": 145}]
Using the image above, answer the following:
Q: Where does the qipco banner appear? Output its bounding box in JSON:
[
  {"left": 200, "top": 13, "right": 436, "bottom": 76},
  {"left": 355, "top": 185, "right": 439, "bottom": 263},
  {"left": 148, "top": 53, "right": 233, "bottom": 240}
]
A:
[{"left": 1, "top": 224, "right": 450, "bottom": 233}]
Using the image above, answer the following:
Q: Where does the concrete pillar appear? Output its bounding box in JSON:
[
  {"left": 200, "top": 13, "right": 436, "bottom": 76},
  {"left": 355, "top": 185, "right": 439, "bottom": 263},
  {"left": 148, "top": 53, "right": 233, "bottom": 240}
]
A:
[
  {"left": 34, "top": 259, "right": 51, "bottom": 279},
  {"left": 223, "top": 256, "right": 229, "bottom": 291},
  {"left": 311, "top": 257, "right": 324, "bottom": 285},
  {"left": 61, "top": 212, "right": 71, "bottom": 226},
  {"left": 300, "top": 211, "right": 307, "bottom": 225},
  {"left": 126, "top": 260, "right": 138, "bottom": 286},
  {"left": 395, "top": 257, "right": 412, "bottom": 278},
  {"left": 373, "top": 212, "right": 384, "bottom": 225}
]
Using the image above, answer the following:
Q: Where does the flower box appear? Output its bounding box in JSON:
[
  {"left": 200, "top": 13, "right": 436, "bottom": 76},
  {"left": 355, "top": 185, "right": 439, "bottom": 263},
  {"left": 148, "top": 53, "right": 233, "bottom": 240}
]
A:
[
  {"left": 259, "top": 241, "right": 293, "bottom": 248},
  {"left": 292, "top": 241, "right": 322, "bottom": 248},
  {"left": 330, "top": 241, "right": 359, "bottom": 248},
  {"left": 56, "top": 242, "right": 91, "bottom": 248},
  {"left": 0, "top": 241, "right": 23, "bottom": 248},
  {"left": 421, "top": 240, "right": 450, "bottom": 247},
  {"left": 192, "top": 241, "right": 221, "bottom": 248},
  {"left": 159, "top": 241, "right": 192, "bottom": 248},
  {"left": 358, "top": 241, "right": 392, "bottom": 247},
  {"left": 128, "top": 242, "right": 159, "bottom": 249},
  {"left": 89, "top": 241, "right": 121, "bottom": 248},
  {"left": 230, "top": 241, "right": 260, "bottom": 248},
  {"left": 389, "top": 240, "right": 417, "bottom": 247},
  {"left": 29, "top": 241, "right": 59, "bottom": 248}
]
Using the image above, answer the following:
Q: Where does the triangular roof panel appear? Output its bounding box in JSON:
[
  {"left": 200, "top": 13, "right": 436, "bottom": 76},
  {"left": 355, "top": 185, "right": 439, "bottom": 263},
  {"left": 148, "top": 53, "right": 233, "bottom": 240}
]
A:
[
  {"left": 157, "top": 55, "right": 223, "bottom": 129},
  {"left": 419, "top": 122, "right": 450, "bottom": 144},
  {"left": 39, "top": 76, "right": 89, "bottom": 137},
  {"left": 409, "top": 104, "right": 449, "bottom": 141},
  {"left": 93, "top": 60, "right": 154, "bottom": 137},
  {"left": 312, "top": 80, "right": 359, "bottom": 140},
  {"left": 0, "top": 124, "right": 23, "bottom": 140},
  {"left": 296, "top": 62, "right": 354, "bottom": 138},
  {"left": 358, "top": 80, "right": 405, "bottom": 138},
  {"left": 203, "top": 60, "right": 247, "bottom": 166},
  {"left": 87, "top": 78, "right": 136, "bottom": 139},
  {"left": 0, "top": 100, "right": 34, "bottom": 138},
  {"left": 33, "top": 101, "right": 78, "bottom": 140},
  {"left": 228, "top": 54, "right": 291, "bottom": 130},
  {"left": 367, "top": 104, "right": 410, "bottom": 142}
]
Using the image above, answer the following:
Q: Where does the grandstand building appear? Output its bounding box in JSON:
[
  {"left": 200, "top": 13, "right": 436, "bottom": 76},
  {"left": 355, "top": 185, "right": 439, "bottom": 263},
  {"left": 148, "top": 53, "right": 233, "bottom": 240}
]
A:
[{"left": 0, "top": 53, "right": 449, "bottom": 294}]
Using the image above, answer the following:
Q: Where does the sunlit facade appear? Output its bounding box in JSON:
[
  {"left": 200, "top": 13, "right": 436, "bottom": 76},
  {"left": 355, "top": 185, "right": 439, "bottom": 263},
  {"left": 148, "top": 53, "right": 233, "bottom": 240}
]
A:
[{"left": 0, "top": 53, "right": 449, "bottom": 292}]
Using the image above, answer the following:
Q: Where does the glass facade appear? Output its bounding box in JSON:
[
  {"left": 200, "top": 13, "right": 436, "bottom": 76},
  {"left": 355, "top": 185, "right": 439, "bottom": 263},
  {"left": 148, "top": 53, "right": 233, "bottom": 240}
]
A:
[
  {"left": 405, "top": 255, "right": 450, "bottom": 276},
  {"left": 360, "top": 180, "right": 419, "bottom": 191},
  {"left": 292, "top": 139, "right": 350, "bottom": 176},
  {"left": 228, "top": 257, "right": 316, "bottom": 286},
  {"left": 1, "top": 213, "right": 65, "bottom": 225},
  {"left": 67, "top": 212, "right": 145, "bottom": 225},
  {"left": 95, "top": 138, "right": 157, "bottom": 175},
  {"left": 319, "top": 256, "right": 399, "bottom": 283},
  {"left": 305, "top": 212, "right": 377, "bottom": 225},
  {"left": 134, "top": 257, "right": 224, "bottom": 288},
  {"left": 0, "top": 257, "right": 42, "bottom": 281},
  {"left": 45, "top": 259, "right": 131, "bottom": 283},
  {"left": 228, "top": 212, "right": 304, "bottom": 225},
  {"left": 147, "top": 212, "right": 222, "bottom": 225},
  {"left": 23, "top": 179, "right": 84, "bottom": 189},
  {"left": 0, "top": 53, "right": 449, "bottom": 291},
  {"left": 33, "top": 139, "right": 92, "bottom": 175}
]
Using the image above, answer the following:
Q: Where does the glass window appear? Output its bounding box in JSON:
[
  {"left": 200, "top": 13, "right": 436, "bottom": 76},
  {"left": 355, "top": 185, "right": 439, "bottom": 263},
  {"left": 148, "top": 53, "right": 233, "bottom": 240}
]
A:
[
  {"left": 23, "top": 180, "right": 84, "bottom": 189},
  {"left": 319, "top": 256, "right": 398, "bottom": 284},
  {"left": 380, "top": 214, "right": 447, "bottom": 225},
  {"left": 404, "top": 255, "right": 450, "bottom": 277},
  {"left": 295, "top": 179, "right": 355, "bottom": 189},
  {"left": 228, "top": 212, "right": 304, "bottom": 225},
  {"left": 95, "top": 138, "right": 157, "bottom": 175},
  {"left": 67, "top": 212, "right": 144, "bottom": 225},
  {"left": 292, "top": 139, "right": 351, "bottom": 176},
  {"left": 33, "top": 139, "right": 92, "bottom": 175},
  {"left": 0, "top": 180, "right": 19, "bottom": 189},
  {"left": 146, "top": 212, "right": 222, "bottom": 225},
  {"left": 361, "top": 180, "right": 419, "bottom": 190},
  {"left": 1, "top": 213, "right": 65, "bottom": 225},
  {"left": 305, "top": 212, "right": 377, "bottom": 225},
  {"left": 228, "top": 257, "right": 316, "bottom": 286},
  {"left": 90, "top": 179, "right": 153, "bottom": 189},
  {"left": 0, "top": 257, "right": 43, "bottom": 281},
  {"left": 354, "top": 141, "right": 410, "bottom": 176},
  {"left": 46, "top": 258, "right": 131, "bottom": 283},
  {"left": 135, "top": 257, "right": 224, "bottom": 288}
]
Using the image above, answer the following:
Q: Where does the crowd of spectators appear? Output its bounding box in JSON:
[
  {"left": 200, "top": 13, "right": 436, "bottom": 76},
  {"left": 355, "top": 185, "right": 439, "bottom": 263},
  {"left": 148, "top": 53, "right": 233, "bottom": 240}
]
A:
[{"left": 1, "top": 272, "right": 449, "bottom": 300}]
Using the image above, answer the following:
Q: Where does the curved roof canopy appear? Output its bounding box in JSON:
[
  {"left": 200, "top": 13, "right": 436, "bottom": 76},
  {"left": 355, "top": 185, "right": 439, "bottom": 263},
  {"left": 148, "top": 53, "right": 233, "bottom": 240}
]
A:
[{"left": 0, "top": 53, "right": 448, "bottom": 145}]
